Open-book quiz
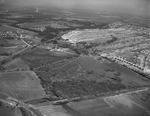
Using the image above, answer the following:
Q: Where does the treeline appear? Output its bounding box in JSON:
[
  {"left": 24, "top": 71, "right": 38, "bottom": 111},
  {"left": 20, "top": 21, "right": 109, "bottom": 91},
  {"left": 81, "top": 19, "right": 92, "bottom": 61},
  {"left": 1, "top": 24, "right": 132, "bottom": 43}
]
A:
[
  {"left": 39, "top": 26, "right": 75, "bottom": 42},
  {"left": 39, "top": 79, "right": 126, "bottom": 99},
  {"left": 106, "top": 36, "right": 118, "bottom": 44}
]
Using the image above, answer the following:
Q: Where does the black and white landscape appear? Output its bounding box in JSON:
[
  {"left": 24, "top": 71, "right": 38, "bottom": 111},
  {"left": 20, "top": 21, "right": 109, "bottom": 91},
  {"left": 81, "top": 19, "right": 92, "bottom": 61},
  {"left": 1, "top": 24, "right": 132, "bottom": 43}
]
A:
[{"left": 0, "top": 0, "right": 150, "bottom": 116}]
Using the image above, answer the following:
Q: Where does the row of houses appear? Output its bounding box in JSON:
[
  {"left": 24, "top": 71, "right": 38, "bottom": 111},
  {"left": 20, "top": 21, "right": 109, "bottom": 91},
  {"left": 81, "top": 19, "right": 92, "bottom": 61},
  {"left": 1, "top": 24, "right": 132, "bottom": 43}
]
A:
[{"left": 101, "top": 53, "right": 144, "bottom": 71}]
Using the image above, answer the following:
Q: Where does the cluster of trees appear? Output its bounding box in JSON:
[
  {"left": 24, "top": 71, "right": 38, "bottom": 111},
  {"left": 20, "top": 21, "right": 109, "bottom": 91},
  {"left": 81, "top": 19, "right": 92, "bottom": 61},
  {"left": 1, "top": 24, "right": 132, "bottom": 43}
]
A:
[
  {"left": 39, "top": 26, "right": 75, "bottom": 42},
  {"left": 51, "top": 79, "right": 126, "bottom": 98},
  {"left": 58, "top": 42, "right": 89, "bottom": 55},
  {"left": 36, "top": 66, "right": 126, "bottom": 99},
  {"left": 106, "top": 35, "right": 118, "bottom": 44}
]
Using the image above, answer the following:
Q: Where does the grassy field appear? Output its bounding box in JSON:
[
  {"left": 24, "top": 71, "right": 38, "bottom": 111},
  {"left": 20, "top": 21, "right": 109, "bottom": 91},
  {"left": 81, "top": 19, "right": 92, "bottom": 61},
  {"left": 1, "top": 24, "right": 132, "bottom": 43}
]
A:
[
  {"left": 7, "top": 39, "right": 25, "bottom": 45},
  {"left": 63, "top": 11, "right": 121, "bottom": 23},
  {"left": 0, "top": 39, "right": 14, "bottom": 47},
  {"left": 0, "top": 55, "right": 7, "bottom": 61},
  {"left": 0, "top": 25, "right": 38, "bottom": 36},
  {"left": 0, "top": 19, "right": 17, "bottom": 23},
  {"left": 37, "top": 104, "right": 70, "bottom": 116},
  {"left": 77, "top": 56, "right": 150, "bottom": 87},
  {"left": 0, "top": 46, "right": 25, "bottom": 56},
  {"left": 18, "top": 21, "right": 82, "bottom": 29},
  {"left": 0, "top": 71, "right": 47, "bottom": 101},
  {"left": 0, "top": 38, "right": 25, "bottom": 47},
  {"left": 3, "top": 58, "right": 30, "bottom": 71}
]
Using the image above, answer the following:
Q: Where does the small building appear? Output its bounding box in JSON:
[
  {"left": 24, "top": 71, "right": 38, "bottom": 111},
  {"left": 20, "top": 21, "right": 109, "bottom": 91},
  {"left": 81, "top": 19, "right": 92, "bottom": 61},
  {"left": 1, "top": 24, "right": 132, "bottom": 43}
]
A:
[{"left": 20, "top": 34, "right": 30, "bottom": 39}]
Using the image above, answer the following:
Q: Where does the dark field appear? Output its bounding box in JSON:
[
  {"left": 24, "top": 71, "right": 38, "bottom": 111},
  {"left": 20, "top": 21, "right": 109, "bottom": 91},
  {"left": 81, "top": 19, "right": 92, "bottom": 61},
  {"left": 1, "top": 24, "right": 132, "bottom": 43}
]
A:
[
  {"left": 32, "top": 54, "right": 150, "bottom": 100},
  {"left": 20, "top": 48, "right": 74, "bottom": 70}
]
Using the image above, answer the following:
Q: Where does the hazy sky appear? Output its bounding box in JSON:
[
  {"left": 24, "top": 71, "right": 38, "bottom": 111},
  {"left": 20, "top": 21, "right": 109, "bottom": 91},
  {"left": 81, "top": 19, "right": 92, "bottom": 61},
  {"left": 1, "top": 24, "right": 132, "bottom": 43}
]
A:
[{"left": 2, "top": 0, "right": 150, "bottom": 14}]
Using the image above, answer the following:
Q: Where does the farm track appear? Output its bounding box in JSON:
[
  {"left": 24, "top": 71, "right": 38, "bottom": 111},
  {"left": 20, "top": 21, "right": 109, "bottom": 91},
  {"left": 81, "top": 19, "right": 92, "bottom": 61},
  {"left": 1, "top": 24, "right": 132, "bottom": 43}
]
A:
[
  {"left": 0, "top": 70, "right": 32, "bottom": 74},
  {"left": 34, "top": 58, "right": 74, "bottom": 71},
  {"left": 33, "top": 59, "right": 66, "bottom": 70},
  {"left": 51, "top": 60, "right": 73, "bottom": 70}
]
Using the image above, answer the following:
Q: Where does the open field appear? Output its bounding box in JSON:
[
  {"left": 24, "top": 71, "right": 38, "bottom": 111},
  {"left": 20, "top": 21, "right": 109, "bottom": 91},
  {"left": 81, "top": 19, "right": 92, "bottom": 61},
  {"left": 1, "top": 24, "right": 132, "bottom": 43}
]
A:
[
  {"left": 0, "top": 55, "right": 8, "bottom": 61},
  {"left": 3, "top": 57, "right": 30, "bottom": 71},
  {"left": 0, "top": 46, "right": 25, "bottom": 55},
  {"left": 37, "top": 104, "right": 70, "bottom": 116},
  {"left": 78, "top": 56, "right": 150, "bottom": 87},
  {"left": 125, "top": 17, "right": 150, "bottom": 28},
  {"left": 6, "top": 39, "right": 25, "bottom": 45},
  {"left": 36, "top": 88, "right": 150, "bottom": 116},
  {"left": 0, "top": 71, "right": 47, "bottom": 101},
  {"left": 0, "top": 25, "right": 21, "bottom": 32},
  {"left": 0, "top": 37, "right": 24, "bottom": 47},
  {"left": 63, "top": 12, "right": 121, "bottom": 24},
  {"left": 0, "top": 19, "right": 17, "bottom": 24},
  {"left": 0, "top": 25, "right": 18, "bottom": 32},
  {"left": 18, "top": 21, "right": 82, "bottom": 29},
  {"left": 18, "top": 21, "right": 67, "bottom": 29},
  {"left": 0, "top": 25, "right": 38, "bottom": 35},
  {"left": 0, "top": 39, "right": 11, "bottom": 47},
  {"left": 0, "top": 39, "right": 25, "bottom": 47}
]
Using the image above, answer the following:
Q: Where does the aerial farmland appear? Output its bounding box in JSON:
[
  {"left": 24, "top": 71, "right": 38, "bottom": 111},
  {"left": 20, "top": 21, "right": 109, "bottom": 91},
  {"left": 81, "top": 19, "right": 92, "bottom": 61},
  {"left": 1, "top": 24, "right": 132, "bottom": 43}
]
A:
[
  {"left": 0, "top": 71, "right": 47, "bottom": 101},
  {"left": 0, "top": 2, "right": 150, "bottom": 116}
]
